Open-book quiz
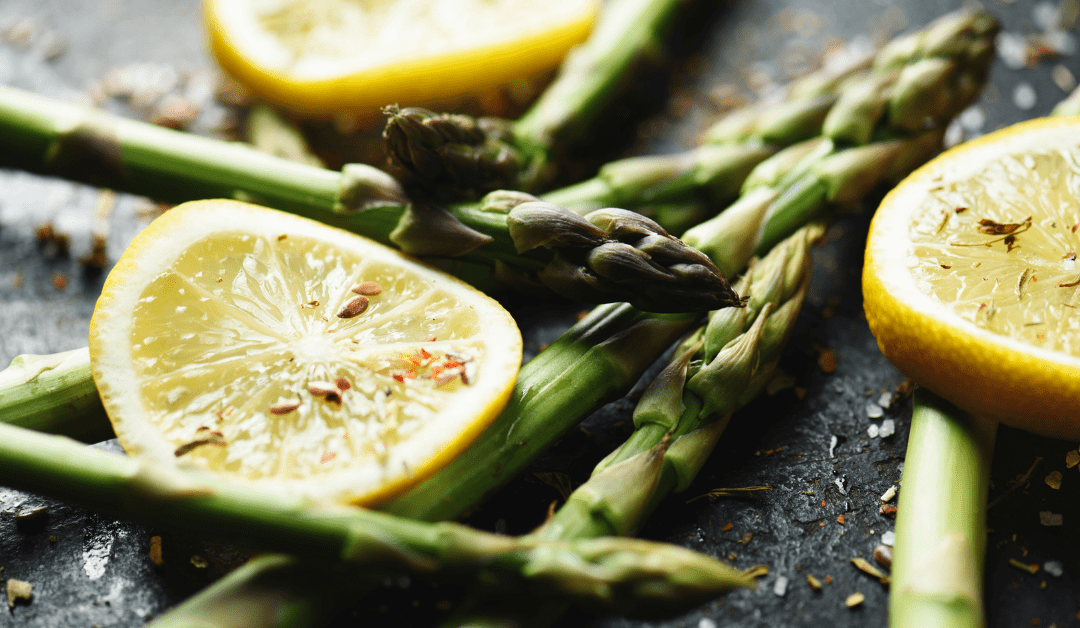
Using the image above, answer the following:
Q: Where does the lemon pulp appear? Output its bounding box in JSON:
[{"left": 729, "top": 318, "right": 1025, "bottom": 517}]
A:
[
  {"left": 91, "top": 200, "right": 522, "bottom": 505},
  {"left": 908, "top": 147, "right": 1080, "bottom": 356}
]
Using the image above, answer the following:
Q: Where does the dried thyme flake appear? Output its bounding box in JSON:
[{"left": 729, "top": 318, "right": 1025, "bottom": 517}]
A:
[
  {"left": 149, "top": 536, "right": 164, "bottom": 566},
  {"left": 6, "top": 579, "right": 32, "bottom": 607},
  {"left": 806, "top": 574, "right": 823, "bottom": 591},
  {"left": 978, "top": 217, "right": 1030, "bottom": 235},
  {"left": 688, "top": 485, "right": 773, "bottom": 503},
  {"left": 1009, "top": 558, "right": 1040, "bottom": 575},
  {"left": 743, "top": 564, "right": 769, "bottom": 578},
  {"left": 174, "top": 431, "right": 227, "bottom": 457},
  {"left": 850, "top": 557, "right": 889, "bottom": 584}
]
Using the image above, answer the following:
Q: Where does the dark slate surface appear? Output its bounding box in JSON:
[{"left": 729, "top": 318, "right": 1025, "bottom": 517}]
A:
[{"left": 1, "top": 1, "right": 1079, "bottom": 627}]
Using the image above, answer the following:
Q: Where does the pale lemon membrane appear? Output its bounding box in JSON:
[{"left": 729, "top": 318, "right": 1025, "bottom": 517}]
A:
[
  {"left": 91, "top": 200, "right": 521, "bottom": 505},
  {"left": 909, "top": 146, "right": 1080, "bottom": 355}
]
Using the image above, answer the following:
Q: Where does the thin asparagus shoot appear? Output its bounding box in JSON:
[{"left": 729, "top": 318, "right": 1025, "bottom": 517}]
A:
[
  {"left": 0, "top": 420, "right": 754, "bottom": 615},
  {"left": 0, "top": 85, "right": 738, "bottom": 313},
  {"left": 889, "top": 388, "right": 996, "bottom": 628},
  {"left": 441, "top": 224, "right": 819, "bottom": 628}
]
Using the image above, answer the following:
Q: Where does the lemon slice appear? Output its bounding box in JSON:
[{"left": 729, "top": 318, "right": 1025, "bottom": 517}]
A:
[
  {"left": 89, "top": 199, "right": 522, "bottom": 505},
  {"left": 205, "top": 0, "right": 600, "bottom": 116},
  {"left": 864, "top": 116, "right": 1080, "bottom": 438}
]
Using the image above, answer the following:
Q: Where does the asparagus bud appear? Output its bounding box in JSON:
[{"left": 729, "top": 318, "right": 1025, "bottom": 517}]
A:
[
  {"left": 383, "top": 106, "right": 536, "bottom": 199},
  {"left": 509, "top": 202, "right": 742, "bottom": 312}
]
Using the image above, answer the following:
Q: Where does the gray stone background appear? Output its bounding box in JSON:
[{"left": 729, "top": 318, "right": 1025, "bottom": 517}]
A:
[{"left": 0, "top": 0, "right": 1078, "bottom": 626}]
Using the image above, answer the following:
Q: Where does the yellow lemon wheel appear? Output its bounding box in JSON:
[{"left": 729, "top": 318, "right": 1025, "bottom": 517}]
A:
[
  {"left": 90, "top": 199, "right": 522, "bottom": 505},
  {"left": 204, "top": 0, "right": 600, "bottom": 116},
  {"left": 864, "top": 116, "right": 1080, "bottom": 438}
]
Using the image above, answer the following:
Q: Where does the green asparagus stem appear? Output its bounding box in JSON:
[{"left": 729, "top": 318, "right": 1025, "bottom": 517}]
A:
[
  {"left": 0, "top": 85, "right": 738, "bottom": 313},
  {"left": 146, "top": 554, "right": 346, "bottom": 628},
  {"left": 442, "top": 225, "right": 818, "bottom": 628},
  {"left": 889, "top": 389, "right": 996, "bottom": 628},
  {"left": 384, "top": 0, "right": 690, "bottom": 196},
  {"left": 0, "top": 348, "right": 113, "bottom": 443},
  {"left": 0, "top": 419, "right": 753, "bottom": 614},
  {"left": 684, "top": 8, "right": 998, "bottom": 277}
]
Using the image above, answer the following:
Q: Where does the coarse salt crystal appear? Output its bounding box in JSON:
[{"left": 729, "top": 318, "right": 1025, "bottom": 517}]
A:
[
  {"left": 1014, "top": 82, "right": 1038, "bottom": 111},
  {"left": 1033, "top": 1, "right": 1059, "bottom": 30},
  {"left": 879, "top": 419, "right": 896, "bottom": 438},
  {"left": 1044, "top": 560, "right": 1065, "bottom": 577},
  {"left": 958, "top": 106, "right": 986, "bottom": 132},
  {"left": 699, "top": 618, "right": 718, "bottom": 628},
  {"left": 1039, "top": 511, "right": 1064, "bottom": 526},
  {"left": 774, "top": 575, "right": 789, "bottom": 596},
  {"left": 997, "top": 32, "right": 1029, "bottom": 70},
  {"left": 881, "top": 530, "right": 896, "bottom": 546},
  {"left": 867, "top": 424, "right": 880, "bottom": 438},
  {"left": 877, "top": 392, "right": 892, "bottom": 408},
  {"left": 944, "top": 119, "right": 965, "bottom": 149},
  {"left": 880, "top": 485, "right": 897, "bottom": 502},
  {"left": 867, "top": 403, "right": 883, "bottom": 419}
]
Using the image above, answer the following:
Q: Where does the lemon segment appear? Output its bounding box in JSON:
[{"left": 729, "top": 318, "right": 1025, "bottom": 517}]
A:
[
  {"left": 205, "top": 0, "right": 601, "bottom": 116},
  {"left": 864, "top": 116, "right": 1080, "bottom": 437},
  {"left": 90, "top": 199, "right": 522, "bottom": 505}
]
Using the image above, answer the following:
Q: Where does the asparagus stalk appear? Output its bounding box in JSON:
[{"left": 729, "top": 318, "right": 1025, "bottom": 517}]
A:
[
  {"left": 0, "top": 348, "right": 113, "bottom": 443},
  {"left": 384, "top": 0, "right": 690, "bottom": 196},
  {"left": 0, "top": 419, "right": 754, "bottom": 614},
  {"left": 684, "top": 8, "right": 998, "bottom": 277},
  {"left": 443, "top": 224, "right": 818, "bottom": 628},
  {"left": 0, "top": 86, "right": 738, "bottom": 314},
  {"left": 389, "top": 8, "right": 995, "bottom": 220},
  {"left": 145, "top": 554, "right": 347, "bottom": 628},
  {"left": 888, "top": 389, "right": 996, "bottom": 628}
]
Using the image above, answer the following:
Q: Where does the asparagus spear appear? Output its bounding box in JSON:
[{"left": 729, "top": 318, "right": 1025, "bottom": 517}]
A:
[
  {"left": 383, "top": 0, "right": 690, "bottom": 197},
  {"left": 442, "top": 224, "right": 818, "bottom": 628},
  {"left": 684, "top": 8, "right": 998, "bottom": 277},
  {"left": 0, "top": 348, "right": 112, "bottom": 443},
  {"left": 888, "top": 389, "right": 995, "bottom": 628},
  {"left": 388, "top": 9, "right": 995, "bottom": 219},
  {"left": 0, "top": 86, "right": 737, "bottom": 313},
  {"left": 0, "top": 418, "right": 754, "bottom": 614}
]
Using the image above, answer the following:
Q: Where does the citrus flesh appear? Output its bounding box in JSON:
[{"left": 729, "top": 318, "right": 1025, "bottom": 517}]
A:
[
  {"left": 864, "top": 116, "right": 1080, "bottom": 438},
  {"left": 89, "top": 199, "right": 522, "bottom": 505},
  {"left": 205, "top": 0, "right": 600, "bottom": 116}
]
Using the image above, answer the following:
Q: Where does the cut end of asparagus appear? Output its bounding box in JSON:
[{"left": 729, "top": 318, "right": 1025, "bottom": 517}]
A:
[{"left": 382, "top": 105, "right": 533, "bottom": 200}]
